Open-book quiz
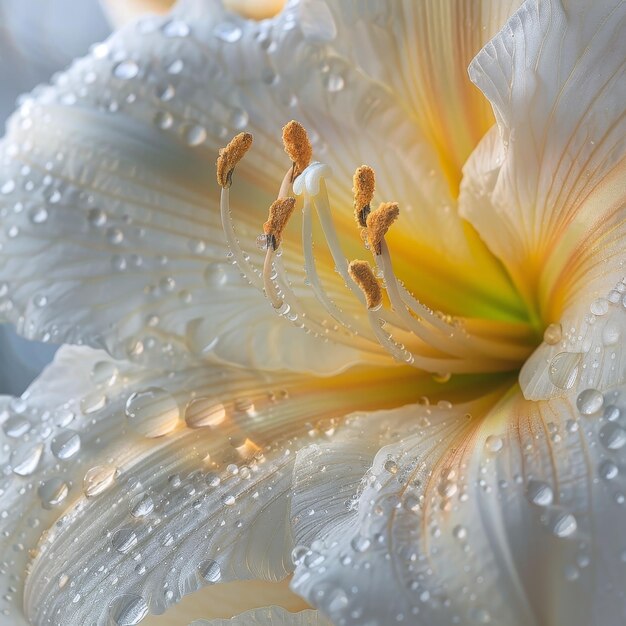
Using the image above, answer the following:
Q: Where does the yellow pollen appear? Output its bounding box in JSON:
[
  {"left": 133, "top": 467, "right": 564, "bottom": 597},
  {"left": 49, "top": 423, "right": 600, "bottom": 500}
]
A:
[
  {"left": 353, "top": 165, "right": 376, "bottom": 227},
  {"left": 216, "top": 132, "right": 253, "bottom": 188},
  {"left": 348, "top": 260, "right": 382, "bottom": 310},
  {"left": 366, "top": 201, "right": 399, "bottom": 255},
  {"left": 263, "top": 197, "right": 296, "bottom": 249},
  {"left": 282, "top": 120, "right": 312, "bottom": 178}
]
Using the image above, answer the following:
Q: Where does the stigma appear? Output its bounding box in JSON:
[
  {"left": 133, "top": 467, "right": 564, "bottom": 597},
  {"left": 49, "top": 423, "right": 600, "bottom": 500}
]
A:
[{"left": 216, "top": 122, "right": 530, "bottom": 376}]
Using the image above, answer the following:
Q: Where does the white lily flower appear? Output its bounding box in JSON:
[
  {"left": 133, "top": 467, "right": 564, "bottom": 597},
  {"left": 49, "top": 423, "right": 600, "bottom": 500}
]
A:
[{"left": 0, "top": 0, "right": 624, "bottom": 625}]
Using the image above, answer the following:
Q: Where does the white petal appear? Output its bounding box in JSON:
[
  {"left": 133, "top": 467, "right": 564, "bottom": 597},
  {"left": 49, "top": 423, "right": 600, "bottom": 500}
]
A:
[
  {"left": 190, "top": 605, "right": 330, "bottom": 625},
  {"left": 0, "top": 345, "right": 419, "bottom": 624},
  {"left": 0, "top": 0, "right": 527, "bottom": 364},
  {"left": 460, "top": 0, "right": 626, "bottom": 318},
  {"left": 291, "top": 377, "right": 626, "bottom": 625}
]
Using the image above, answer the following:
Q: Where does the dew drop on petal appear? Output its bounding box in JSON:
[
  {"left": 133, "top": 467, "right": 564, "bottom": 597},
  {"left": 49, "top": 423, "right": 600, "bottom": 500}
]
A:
[
  {"left": 182, "top": 123, "right": 207, "bottom": 146},
  {"left": 576, "top": 389, "right": 604, "bottom": 416},
  {"left": 184, "top": 398, "right": 226, "bottom": 428},
  {"left": 602, "top": 322, "right": 621, "bottom": 346},
  {"left": 484, "top": 435, "right": 504, "bottom": 453},
  {"left": 11, "top": 443, "right": 44, "bottom": 476},
  {"left": 548, "top": 352, "right": 580, "bottom": 390},
  {"left": 526, "top": 479, "right": 553, "bottom": 506},
  {"left": 125, "top": 387, "right": 180, "bottom": 437},
  {"left": 130, "top": 493, "right": 154, "bottom": 518},
  {"left": 3, "top": 415, "right": 31, "bottom": 438},
  {"left": 213, "top": 21, "right": 242, "bottom": 42},
  {"left": 550, "top": 512, "right": 577, "bottom": 538},
  {"left": 91, "top": 361, "right": 119, "bottom": 387},
  {"left": 51, "top": 430, "right": 81, "bottom": 460},
  {"left": 84, "top": 464, "right": 120, "bottom": 497},
  {"left": 112, "top": 527, "right": 138, "bottom": 553},
  {"left": 543, "top": 323, "right": 562, "bottom": 345},
  {"left": 80, "top": 391, "right": 107, "bottom": 415},
  {"left": 600, "top": 423, "right": 626, "bottom": 450},
  {"left": 162, "top": 19, "right": 190, "bottom": 37},
  {"left": 198, "top": 559, "right": 222, "bottom": 583},
  {"left": 113, "top": 60, "right": 140, "bottom": 80},
  {"left": 108, "top": 594, "right": 148, "bottom": 625},
  {"left": 590, "top": 298, "right": 609, "bottom": 316},
  {"left": 38, "top": 477, "right": 69, "bottom": 507},
  {"left": 599, "top": 460, "right": 619, "bottom": 480},
  {"left": 351, "top": 535, "right": 371, "bottom": 553}
]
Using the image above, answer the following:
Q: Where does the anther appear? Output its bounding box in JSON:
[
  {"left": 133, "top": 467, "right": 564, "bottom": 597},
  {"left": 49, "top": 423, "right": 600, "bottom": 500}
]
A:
[
  {"left": 348, "top": 260, "right": 382, "bottom": 310},
  {"left": 263, "top": 197, "right": 297, "bottom": 250},
  {"left": 216, "top": 132, "right": 253, "bottom": 188},
  {"left": 366, "top": 201, "right": 399, "bottom": 255},
  {"left": 282, "top": 120, "right": 312, "bottom": 180},
  {"left": 353, "top": 165, "right": 375, "bottom": 227}
]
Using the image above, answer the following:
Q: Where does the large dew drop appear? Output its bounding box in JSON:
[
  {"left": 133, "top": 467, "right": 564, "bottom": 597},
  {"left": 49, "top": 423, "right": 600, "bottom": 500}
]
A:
[
  {"left": 51, "top": 430, "right": 81, "bottom": 460},
  {"left": 108, "top": 594, "right": 149, "bottom": 625},
  {"left": 184, "top": 397, "right": 226, "bottom": 428},
  {"left": 198, "top": 559, "right": 221, "bottom": 583},
  {"left": 84, "top": 464, "right": 119, "bottom": 497},
  {"left": 125, "top": 387, "right": 180, "bottom": 437},
  {"left": 576, "top": 389, "right": 604, "bottom": 416},
  {"left": 548, "top": 352, "right": 580, "bottom": 390}
]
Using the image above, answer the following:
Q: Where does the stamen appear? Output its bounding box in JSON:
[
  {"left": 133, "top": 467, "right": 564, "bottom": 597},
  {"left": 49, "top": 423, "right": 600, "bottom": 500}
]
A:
[
  {"left": 216, "top": 132, "right": 253, "bottom": 188},
  {"left": 263, "top": 198, "right": 296, "bottom": 250},
  {"left": 353, "top": 165, "right": 375, "bottom": 227},
  {"left": 282, "top": 120, "right": 312, "bottom": 180},
  {"left": 348, "top": 260, "right": 382, "bottom": 310},
  {"left": 366, "top": 202, "right": 399, "bottom": 255}
]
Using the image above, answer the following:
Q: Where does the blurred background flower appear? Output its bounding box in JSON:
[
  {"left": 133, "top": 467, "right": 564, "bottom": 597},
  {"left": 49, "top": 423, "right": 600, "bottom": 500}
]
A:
[{"left": 0, "top": 0, "right": 112, "bottom": 394}]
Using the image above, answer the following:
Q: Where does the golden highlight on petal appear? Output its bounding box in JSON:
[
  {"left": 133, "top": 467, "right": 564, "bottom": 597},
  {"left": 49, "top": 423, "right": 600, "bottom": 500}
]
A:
[
  {"left": 348, "top": 260, "right": 382, "bottom": 310},
  {"left": 263, "top": 197, "right": 296, "bottom": 248},
  {"left": 282, "top": 120, "right": 312, "bottom": 178},
  {"left": 216, "top": 132, "right": 253, "bottom": 188},
  {"left": 353, "top": 165, "right": 376, "bottom": 227},
  {"left": 366, "top": 202, "right": 399, "bottom": 255}
]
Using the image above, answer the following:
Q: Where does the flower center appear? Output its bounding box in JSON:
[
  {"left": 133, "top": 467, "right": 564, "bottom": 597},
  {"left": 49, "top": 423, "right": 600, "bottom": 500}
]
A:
[{"left": 216, "top": 122, "right": 541, "bottom": 379}]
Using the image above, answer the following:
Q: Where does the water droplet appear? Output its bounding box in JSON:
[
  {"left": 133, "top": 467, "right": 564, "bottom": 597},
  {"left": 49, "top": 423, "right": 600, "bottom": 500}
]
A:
[
  {"left": 323, "top": 72, "right": 345, "bottom": 92},
  {"left": 453, "top": 525, "right": 467, "bottom": 540},
  {"left": 221, "top": 494, "right": 236, "bottom": 506},
  {"left": 84, "top": 464, "right": 119, "bottom": 497},
  {"left": 550, "top": 512, "right": 577, "bottom": 538},
  {"left": 154, "top": 110, "right": 173, "bottom": 130},
  {"left": 229, "top": 107, "right": 249, "bottom": 129},
  {"left": 91, "top": 361, "right": 119, "bottom": 387},
  {"left": 51, "top": 430, "right": 81, "bottom": 460},
  {"left": 543, "top": 323, "right": 562, "bottom": 345},
  {"left": 351, "top": 535, "right": 371, "bottom": 553},
  {"left": 30, "top": 206, "right": 48, "bottom": 224},
  {"left": 182, "top": 124, "right": 207, "bottom": 146},
  {"left": 107, "top": 227, "right": 124, "bottom": 245},
  {"left": 576, "top": 389, "right": 604, "bottom": 416},
  {"left": 184, "top": 397, "right": 226, "bottom": 428},
  {"left": 186, "top": 318, "right": 220, "bottom": 356},
  {"left": 112, "top": 527, "right": 138, "bottom": 553},
  {"left": 548, "top": 352, "right": 580, "bottom": 389},
  {"left": 156, "top": 84, "right": 175, "bottom": 101},
  {"left": 88, "top": 208, "right": 107, "bottom": 227},
  {"left": 109, "top": 594, "right": 148, "bottom": 625},
  {"left": 590, "top": 298, "right": 609, "bottom": 316},
  {"left": 602, "top": 322, "right": 621, "bottom": 346},
  {"left": 1, "top": 179, "right": 15, "bottom": 194},
  {"left": 130, "top": 493, "right": 154, "bottom": 518},
  {"left": 38, "top": 477, "right": 69, "bottom": 507},
  {"left": 198, "top": 559, "right": 221, "bottom": 583},
  {"left": 167, "top": 59, "right": 184, "bottom": 75},
  {"left": 599, "top": 459, "right": 619, "bottom": 480},
  {"left": 600, "top": 423, "right": 626, "bottom": 450},
  {"left": 383, "top": 459, "right": 398, "bottom": 474},
  {"left": 11, "top": 443, "right": 44, "bottom": 476},
  {"left": 213, "top": 21, "right": 242, "bottom": 43},
  {"left": 604, "top": 405, "right": 621, "bottom": 421},
  {"left": 80, "top": 391, "right": 107, "bottom": 414},
  {"left": 526, "top": 479, "right": 553, "bottom": 506},
  {"left": 438, "top": 479, "right": 457, "bottom": 498},
  {"left": 2, "top": 415, "right": 31, "bottom": 438},
  {"left": 484, "top": 435, "right": 504, "bottom": 453},
  {"left": 125, "top": 387, "right": 180, "bottom": 437},
  {"left": 162, "top": 19, "right": 190, "bottom": 37},
  {"left": 113, "top": 60, "right": 139, "bottom": 80}
]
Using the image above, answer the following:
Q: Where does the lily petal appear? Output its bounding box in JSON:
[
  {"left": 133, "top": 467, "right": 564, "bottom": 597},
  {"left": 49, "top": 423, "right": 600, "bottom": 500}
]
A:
[
  {"left": 460, "top": 0, "right": 626, "bottom": 325},
  {"left": 0, "top": 345, "right": 420, "bottom": 624},
  {"left": 292, "top": 384, "right": 626, "bottom": 625},
  {"left": 190, "top": 605, "right": 330, "bottom": 625}
]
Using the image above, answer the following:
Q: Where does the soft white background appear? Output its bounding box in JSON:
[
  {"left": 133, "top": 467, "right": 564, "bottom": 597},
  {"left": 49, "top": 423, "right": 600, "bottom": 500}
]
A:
[{"left": 0, "top": 0, "right": 111, "bottom": 394}]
